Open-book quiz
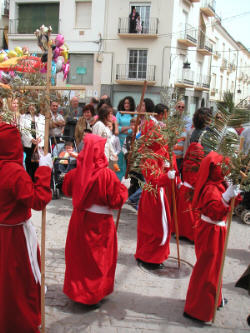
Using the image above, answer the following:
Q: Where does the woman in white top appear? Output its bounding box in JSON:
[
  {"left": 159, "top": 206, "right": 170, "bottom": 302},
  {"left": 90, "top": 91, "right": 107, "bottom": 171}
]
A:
[
  {"left": 20, "top": 104, "right": 45, "bottom": 180},
  {"left": 92, "top": 105, "right": 118, "bottom": 164}
]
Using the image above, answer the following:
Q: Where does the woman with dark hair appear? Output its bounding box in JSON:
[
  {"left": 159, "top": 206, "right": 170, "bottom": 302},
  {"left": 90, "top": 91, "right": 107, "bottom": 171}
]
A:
[
  {"left": 116, "top": 96, "right": 135, "bottom": 180},
  {"left": 92, "top": 105, "right": 118, "bottom": 165},
  {"left": 142, "top": 98, "right": 155, "bottom": 114},
  {"left": 75, "top": 104, "right": 95, "bottom": 147},
  {"left": 129, "top": 6, "right": 139, "bottom": 33},
  {"left": 20, "top": 104, "right": 45, "bottom": 181},
  {"left": 190, "top": 107, "right": 212, "bottom": 143}
]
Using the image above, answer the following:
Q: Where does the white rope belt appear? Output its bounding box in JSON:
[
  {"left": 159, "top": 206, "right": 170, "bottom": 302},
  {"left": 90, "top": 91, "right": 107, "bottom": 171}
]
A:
[
  {"left": 183, "top": 181, "right": 194, "bottom": 189},
  {"left": 0, "top": 219, "right": 41, "bottom": 284},
  {"left": 159, "top": 188, "right": 168, "bottom": 246},
  {"left": 201, "top": 214, "right": 226, "bottom": 227},
  {"left": 85, "top": 204, "right": 112, "bottom": 215}
]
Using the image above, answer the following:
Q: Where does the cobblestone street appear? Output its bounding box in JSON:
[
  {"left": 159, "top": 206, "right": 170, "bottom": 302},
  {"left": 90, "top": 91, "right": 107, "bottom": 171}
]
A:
[{"left": 32, "top": 196, "right": 250, "bottom": 333}]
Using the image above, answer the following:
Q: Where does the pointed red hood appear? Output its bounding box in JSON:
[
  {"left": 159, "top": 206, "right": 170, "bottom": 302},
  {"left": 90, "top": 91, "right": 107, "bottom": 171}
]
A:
[
  {"left": 0, "top": 122, "right": 23, "bottom": 168},
  {"left": 73, "top": 134, "right": 108, "bottom": 209}
]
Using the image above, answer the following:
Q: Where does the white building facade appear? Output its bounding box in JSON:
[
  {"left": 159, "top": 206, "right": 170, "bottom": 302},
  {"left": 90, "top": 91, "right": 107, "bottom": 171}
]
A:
[
  {"left": 209, "top": 17, "right": 250, "bottom": 109},
  {"left": 8, "top": 0, "right": 105, "bottom": 99}
]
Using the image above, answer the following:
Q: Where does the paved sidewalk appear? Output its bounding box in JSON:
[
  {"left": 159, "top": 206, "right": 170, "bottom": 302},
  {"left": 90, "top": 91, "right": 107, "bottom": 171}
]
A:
[{"left": 32, "top": 196, "right": 250, "bottom": 333}]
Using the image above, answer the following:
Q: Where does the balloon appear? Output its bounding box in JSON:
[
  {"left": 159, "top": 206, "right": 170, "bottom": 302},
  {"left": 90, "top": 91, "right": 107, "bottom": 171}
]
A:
[
  {"left": 14, "top": 46, "right": 23, "bottom": 56},
  {"left": 62, "top": 62, "right": 70, "bottom": 81},
  {"left": 56, "top": 58, "right": 63, "bottom": 73},
  {"left": 8, "top": 50, "right": 18, "bottom": 58},
  {"left": 53, "top": 46, "right": 61, "bottom": 60},
  {"left": 55, "top": 34, "right": 64, "bottom": 47},
  {"left": 0, "top": 54, "right": 6, "bottom": 63},
  {"left": 60, "top": 44, "right": 68, "bottom": 62}
]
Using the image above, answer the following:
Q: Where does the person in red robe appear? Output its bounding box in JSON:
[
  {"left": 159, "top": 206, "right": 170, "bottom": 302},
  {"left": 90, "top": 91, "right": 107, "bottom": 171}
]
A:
[
  {"left": 0, "top": 122, "right": 52, "bottom": 333},
  {"left": 62, "top": 134, "right": 128, "bottom": 306},
  {"left": 176, "top": 143, "right": 204, "bottom": 242},
  {"left": 134, "top": 143, "right": 178, "bottom": 268},
  {"left": 184, "top": 151, "right": 241, "bottom": 323}
]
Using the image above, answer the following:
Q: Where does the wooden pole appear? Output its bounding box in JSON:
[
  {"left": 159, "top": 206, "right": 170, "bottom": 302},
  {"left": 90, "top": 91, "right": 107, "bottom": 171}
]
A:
[
  {"left": 170, "top": 155, "right": 181, "bottom": 269},
  {"left": 115, "top": 81, "right": 148, "bottom": 231},
  {"left": 119, "top": 111, "right": 157, "bottom": 115},
  {"left": 212, "top": 137, "right": 245, "bottom": 323},
  {"left": 40, "top": 43, "right": 52, "bottom": 333}
]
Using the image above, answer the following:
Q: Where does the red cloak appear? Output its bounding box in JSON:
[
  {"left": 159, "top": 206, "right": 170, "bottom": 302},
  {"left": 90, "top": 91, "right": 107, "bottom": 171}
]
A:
[
  {"left": 0, "top": 122, "right": 52, "bottom": 333},
  {"left": 184, "top": 152, "right": 231, "bottom": 321},
  {"left": 62, "top": 134, "right": 128, "bottom": 304}
]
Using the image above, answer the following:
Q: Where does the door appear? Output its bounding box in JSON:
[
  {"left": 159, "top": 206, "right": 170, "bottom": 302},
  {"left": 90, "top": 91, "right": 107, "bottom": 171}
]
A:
[{"left": 128, "top": 50, "right": 148, "bottom": 80}]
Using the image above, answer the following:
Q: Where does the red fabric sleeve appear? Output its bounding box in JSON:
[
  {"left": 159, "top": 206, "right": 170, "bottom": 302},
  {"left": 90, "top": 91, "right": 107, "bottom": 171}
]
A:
[
  {"left": 199, "top": 184, "right": 229, "bottom": 221},
  {"left": 62, "top": 168, "right": 77, "bottom": 197},
  {"left": 13, "top": 166, "right": 52, "bottom": 211},
  {"left": 98, "top": 169, "right": 128, "bottom": 209}
]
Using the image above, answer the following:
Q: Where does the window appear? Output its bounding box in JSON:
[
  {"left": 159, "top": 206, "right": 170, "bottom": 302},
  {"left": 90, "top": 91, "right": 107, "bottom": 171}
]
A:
[
  {"left": 130, "top": 3, "right": 150, "bottom": 33},
  {"left": 128, "top": 49, "right": 147, "bottom": 79},
  {"left": 75, "top": 1, "right": 92, "bottom": 29},
  {"left": 18, "top": 3, "right": 59, "bottom": 34},
  {"left": 67, "top": 54, "right": 94, "bottom": 85}
]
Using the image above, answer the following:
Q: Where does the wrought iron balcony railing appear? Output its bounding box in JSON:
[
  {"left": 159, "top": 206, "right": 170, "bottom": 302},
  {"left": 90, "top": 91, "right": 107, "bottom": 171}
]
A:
[
  {"left": 118, "top": 17, "right": 159, "bottom": 35},
  {"left": 176, "top": 69, "right": 194, "bottom": 86},
  {"left": 179, "top": 23, "right": 197, "bottom": 44},
  {"left": 198, "top": 31, "right": 213, "bottom": 53},
  {"left": 116, "top": 64, "right": 156, "bottom": 82}
]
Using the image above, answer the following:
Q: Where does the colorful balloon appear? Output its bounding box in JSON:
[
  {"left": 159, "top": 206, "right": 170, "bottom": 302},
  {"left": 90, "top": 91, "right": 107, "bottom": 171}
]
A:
[
  {"left": 55, "top": 34, "right": 64, "bottom": 47},
  {"left": 8, "top": 50, "right": 18, "bottom": 58},
  {"left": 14, "top": 46, "right": 23, "bottom": 56},
  {"left": 56, "top": 58, "right": 63, "bottom": 73}
]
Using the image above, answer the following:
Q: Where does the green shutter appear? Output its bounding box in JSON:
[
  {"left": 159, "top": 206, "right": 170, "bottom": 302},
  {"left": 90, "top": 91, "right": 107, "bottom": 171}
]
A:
[{"left": 18, "top": 3, "right": 59, "bottom": 34}]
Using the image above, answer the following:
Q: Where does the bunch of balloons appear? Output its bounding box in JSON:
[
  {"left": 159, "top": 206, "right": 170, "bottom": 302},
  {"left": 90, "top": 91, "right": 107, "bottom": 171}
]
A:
[
  {"left": 34, "top": 25, "right": 70, "bottom": 82},
  {"left": 0, "top": 46, "right": 29, "bottom": 63}
]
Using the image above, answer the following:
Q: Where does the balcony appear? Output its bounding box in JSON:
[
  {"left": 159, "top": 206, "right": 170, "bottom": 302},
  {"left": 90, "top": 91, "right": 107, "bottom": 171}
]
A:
[
  {"left": 220, "top": 58, "right": 227, "bottom": 71},
  {"left": 115, "top": 64, "right": 156, "bottom": 85},
  {"left": 200, "top": 0, "right": 216, "bottom": 17},
  {"left": 197, "top": 32, "right": 213, "bottom": 55},
  {"left": 9, "top": 18, "right": 59, "bottom": 35},
  {"left": 175, "top": 69, "right": 194, "bottom": 88},
  {"left": 118, "top": 17, "right": 158, "bottom": 38},
  {"left": 177, "top": 24, "right": 197, "bottom": 47},
  {"left": 195, "top": 74, "right": 211, "bottom": 91},
  {"left": 189, "top": 0, "right": 200, "bottom": 2}
]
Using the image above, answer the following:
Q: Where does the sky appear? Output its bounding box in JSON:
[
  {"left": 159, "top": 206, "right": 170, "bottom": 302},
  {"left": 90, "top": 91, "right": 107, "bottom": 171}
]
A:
[{"left": 215, "top": 0, "right": 250, "bottom": 49}]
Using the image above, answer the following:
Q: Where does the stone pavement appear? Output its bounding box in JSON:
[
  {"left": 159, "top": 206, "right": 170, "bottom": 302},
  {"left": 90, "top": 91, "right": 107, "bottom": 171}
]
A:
[{"left": 32, "top": 196, "right": 250, "bottom": 333}]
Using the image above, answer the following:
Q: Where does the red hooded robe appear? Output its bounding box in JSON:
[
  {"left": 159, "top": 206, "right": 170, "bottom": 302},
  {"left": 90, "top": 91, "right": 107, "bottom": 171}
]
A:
[
  {"left": 0, "top": 122, "right": 52, "bottom": 333},
  {"left": 184, "top": 151, "right": 240, "bottom": 322},
  {"left": 62, "top": 134, "right": 128, "bottom": 305}
]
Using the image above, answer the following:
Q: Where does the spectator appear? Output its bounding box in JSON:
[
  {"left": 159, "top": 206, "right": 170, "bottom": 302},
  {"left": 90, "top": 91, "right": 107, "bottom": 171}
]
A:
[
  {"left": 20, "top": 104, "right": 45, "bottom": 181},
  {"left": 129, "top": 6, "right": 139, "bottom": 33},
  {"left": 96, "top": 102, "right": 119, "bottom": 135},
  {"left": 136, "top": 15, "right": 142, "bottom": 34},
  {"left": 90, "top": 97, "right": 99, "bottom": 113},
  {"left": 8, "top": 98, "right": 20, "bottom": 127},
  {"left": 116, "top": 96, "right": 136, "bottom": 180},
  {"left": 176, "top": 100, "right": 192, "bottom": 131},
  {"left": 107, "top": 120, "right": 121, "bottom": 172},
  {"left": 49, "top": 101, "right": 65, "bottom": 138},
  {"left": 63, "top": 97, "right": 82, "bottom": 138},
  {"left": 240, "top": 126, "right": 250, "bottom": 155},
  {"left": 75, "top": 104, "right": 95, "bottom": 147},
  {"left": 92, "top": 105, "right": 118, "bottom": 166},
  {"left": 153, "top": 103, "right": 169, "bottom": 125}
]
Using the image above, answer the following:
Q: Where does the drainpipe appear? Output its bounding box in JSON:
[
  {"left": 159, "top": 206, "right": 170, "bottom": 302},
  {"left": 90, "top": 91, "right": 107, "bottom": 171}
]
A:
[{"left": 161, "top": 46, "right": 169, "bottom": 87}]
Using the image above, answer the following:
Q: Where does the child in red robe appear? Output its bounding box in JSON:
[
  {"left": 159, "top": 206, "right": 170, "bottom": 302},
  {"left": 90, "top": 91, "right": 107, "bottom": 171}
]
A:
[
  {"left": 0, "top": 122, "right": 52, "bottom": 333},
  {"left": 62, "top": 134, "right": 128, "bottom": 305},
  {"left": 184, "top": 151, "right": 241, "bottom": 322}
]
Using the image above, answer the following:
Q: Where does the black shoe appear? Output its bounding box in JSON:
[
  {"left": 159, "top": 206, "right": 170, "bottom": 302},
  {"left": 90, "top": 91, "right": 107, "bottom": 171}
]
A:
[
  {"left": 247, "top": 314, "right": 250, "bottom": 326},
  {"left": 137, "top": 259, "right": 164, "bottom": 270},
  {"left": 183, "top": 312, "right": 205, "bottom": 324},
  {"left": 217, "top": 297, "right": 228, "bottom": 310}
]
